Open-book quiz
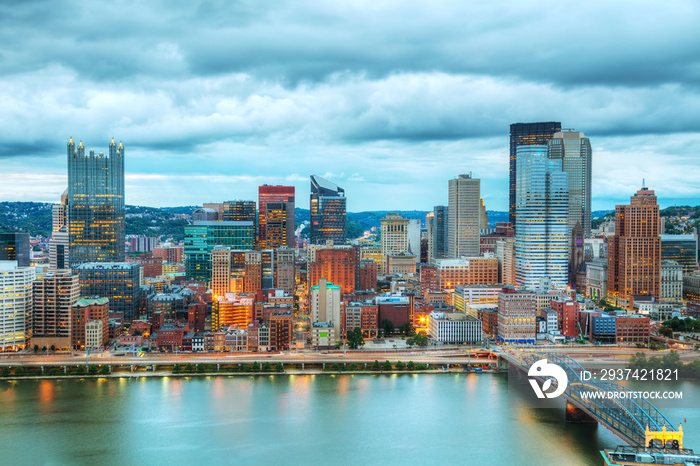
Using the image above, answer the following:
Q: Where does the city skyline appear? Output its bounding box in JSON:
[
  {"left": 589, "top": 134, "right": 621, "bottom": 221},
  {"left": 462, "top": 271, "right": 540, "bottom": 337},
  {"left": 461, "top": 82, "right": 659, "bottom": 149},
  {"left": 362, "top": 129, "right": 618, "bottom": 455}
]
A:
[{"left": 1, "top": 1, "right": 699, "bottom": 212}]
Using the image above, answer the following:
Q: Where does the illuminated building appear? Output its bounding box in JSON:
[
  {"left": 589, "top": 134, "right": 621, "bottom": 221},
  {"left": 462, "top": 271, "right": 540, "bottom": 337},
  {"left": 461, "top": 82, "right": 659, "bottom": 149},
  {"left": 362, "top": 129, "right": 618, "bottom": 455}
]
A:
[
  {"left": 385, "top": 253, "right": 416, "bottom": 275},
  {"left": 547, "top": 130, "right": 592, "bottom": 236},
  {"left": 451, "top": 284, "right": 501, "bottom": 318},
  {"left": 223, "top": 200, "right": 256, "bottom": 223},
  {"left": 607, "top": 187, "right": 661, "bottom": 305},
  {"left": 0, "top": 232, "right": 30, "bottom": 267},
  {"left": 448, "top": 174, "right": 481, "bottom": 258},
  {"left": 258, "top": 185, "right": 295, "bottom": 248},
  {"left": 211, "top": 247, "right": 231, "bottom": 297},
  {"left": 495, "top": 238, "right": 516, "bottom": 286},
  {"left": 184, "top": 221, "right": 254, "bottom": 282},
  {"left": 152, "top": 245, "right": 183, "bottom": 263},
  {"left": 274, "top": 248, "right": 296, "bottom": 294},
  {"left": 0, "top": 261, "right": 35, "bottom": 351},
  {"left": 75, "top": 262, "right": 140, "bottom": 321},
  {"left": 67, "top": 138, "right": 125, "bottom": 264},
  {"left": 380, "top": 213, "right": 410, "bottom": 273},
  {"left": 50, "top": 192, "right": 70, "bottom": 269},
  {"left": 660, "top": 234, "right": 697, "bottom": 274},
  {"left": 497, "top": 289, "right": 536, "bottom": 344},
  {"left": 429, "top": 312, "right": 482, "bottom": 344},
  {"left": 660, "top": 260, "right": 683, "bottom": 302},
  {"left": 308, "top": 247, "right": 356, "bottom": 293},
  {"left": 344, "top": 302, "right": 379, "bottom": 337},
  {"left": 310, "top": 175, "right": 346, "bottom": 244},
  {"left": 420, "top": 264, "right": 438, "bottom": 300},
  {"left": 360, "top": 247, "right": 383, "bottom": 274},
  {"left": 269, "top": 311, "right": 293, "bottom": 351},
  {"left": 358, "top": 259, "right": 378, "bottom": 291},
  {"left": 515, "top": 145, "right": 569, "bottom": 289},
  {"left": 71, "top": 297, "right": 109, "bottom": 350},
  {"left": 212, "top": 293, "right": 254, "bottom": 331},
  {"left": 32, "top": 269, "right": 80, "bottom": 350},
  {"left": 244, "top": 251, "right": 262, "bottom": 293},
  {"left": 311, "top": 278, "right": 341, "bottom": 336},
  {"left": 509, "top": 122, "right": 562, "bottom": 225},
  {"left": 435, "top": 257, "right": 498, "bottom": 289}
]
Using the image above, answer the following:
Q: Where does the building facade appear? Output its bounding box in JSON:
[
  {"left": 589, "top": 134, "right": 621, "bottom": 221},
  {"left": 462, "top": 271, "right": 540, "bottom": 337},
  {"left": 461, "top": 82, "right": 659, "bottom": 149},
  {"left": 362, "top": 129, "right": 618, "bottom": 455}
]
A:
[
  {"left": 258, "top": 185, "right": 295, "bottom": 249},
  {"left": 0, "top": 261, "right": 34, "bottom": 351},
  {"left": 184, "top": 221, "right": 255, "bottom": 282},
  {"left": 448, "top": 174, "right": 480, "bottom": 258},
  {"left": 32, "top": 269, "right": 80, "bottom": 350},
  {"left": 67, "top": 138, "right": 125, "bottom": 264},
  {"left": 75, "top": 262, "right": 140, "bottom": 321},
  {"left": 310, "top": 175, "right": 346, "bottom": 245},
  {"left": 429, "top": 312, "right": 482, "bottom": 344}
]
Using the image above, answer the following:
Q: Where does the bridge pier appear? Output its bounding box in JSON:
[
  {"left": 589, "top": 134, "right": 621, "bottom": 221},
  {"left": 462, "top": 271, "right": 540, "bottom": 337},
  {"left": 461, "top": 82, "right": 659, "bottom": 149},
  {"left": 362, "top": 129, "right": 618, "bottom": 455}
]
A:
[
  {"left": 565, "top": 403, "right": 596, "bottom": 423},
  {"left": 301, "top": 363, "right": 304, "bottom": 369},
  {"left": 130, "top": 365, "right": 134, "bottom": 372},
  {"left": 322, "top": 363, "right": 325, "bottom": 369},
  {"left": 217, "top": 364, "right": 220, "bottom": 370},
  {"left": 64, "top": 366, "right": 67, "bottom": 373},
  {"left": 153, "top": 365, "right": 156, "bottom": 372}
]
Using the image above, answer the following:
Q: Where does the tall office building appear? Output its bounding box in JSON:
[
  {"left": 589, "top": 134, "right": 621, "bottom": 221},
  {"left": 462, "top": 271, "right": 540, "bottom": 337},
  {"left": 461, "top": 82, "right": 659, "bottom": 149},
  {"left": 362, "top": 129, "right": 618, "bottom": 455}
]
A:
[
  {"left": 509, "top": 122, "right": 562, "bottom": 225},
  {"left": 607, "top": 187, "right": 661, "bottom": 305},
  {"left": 258, "top": 185, "right": 295, "bottom": 249},
  {"left": 310, "top": 175, "right": 347, "bottom": 245},
  {"left": 0, "top": 261, "right": 34, "bottom": 351},
  {"left": 223, "top": 200, "right": 257, "bottom": 233},
  {"left": 660, "top": 235, "right": 697, "bottom": 274},
  {"left": 515, "top": 146, "right": 569, "bottom": 289},
  {"left": 67, "top": 138, "right": 125, "bottom": 264},
  {"left": 380, "top": 213, "right": 409, "bottom": 272},
  {"left": 0, "top": 232, "right": 30, "bottom": 267},
  {"left": 448, "top": 174, "right": 480, "bottom": 258},
  {"left": 264, "top": 202, "right": 294, "bottom": 250},
  {"left": 211, "top": 247, "right": 232, "bottom": 297},
  {"left": 547, "top": 130, "right": 592, "bottom": 236},
  {"left": 308, "top": 246, "right": 356, "bottom": 294},
  {"left": 32, "top": 270, "right": 80, "bottom": 350},
  {"left": 184, "top": 221, "right": 255, "bottom": 282},
  {"left": 75, "top": 262, "right": 140, "bottom": 321},
  {"left": 432, "top": 206, "right": 448, "bottom": 261}
]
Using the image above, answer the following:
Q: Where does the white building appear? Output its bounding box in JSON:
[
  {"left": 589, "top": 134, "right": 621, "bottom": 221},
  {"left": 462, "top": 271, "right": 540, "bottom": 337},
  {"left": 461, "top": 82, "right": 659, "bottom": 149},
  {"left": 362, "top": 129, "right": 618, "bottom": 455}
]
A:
[
  {"left": 660, "top": 260, "right": 683, "bottom": 302},
  {"left": 311, "top": 322, "right": 336, "bottom": 349},
  {"left": 0, "top": 261, "right": 35, "bottom": 351},
  {"left": 429, "top": 311, "right": 482, "bottom": 344},
  {"left": 311, "top": 278, "right": 341, "bottom": 336},
  {"left": 448, "top": 174, "right": 481, "bottom": 258},
  {"left": 85, "top": 320, "right": 104, "bottom": 350}
]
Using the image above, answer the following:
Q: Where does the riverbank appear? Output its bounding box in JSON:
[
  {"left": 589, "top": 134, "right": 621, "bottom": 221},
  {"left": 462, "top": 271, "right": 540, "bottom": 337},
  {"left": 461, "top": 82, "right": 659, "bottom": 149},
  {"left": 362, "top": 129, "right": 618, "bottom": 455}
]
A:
[{"left": 0, "top": 367, "right": 497, "bottom": 381}]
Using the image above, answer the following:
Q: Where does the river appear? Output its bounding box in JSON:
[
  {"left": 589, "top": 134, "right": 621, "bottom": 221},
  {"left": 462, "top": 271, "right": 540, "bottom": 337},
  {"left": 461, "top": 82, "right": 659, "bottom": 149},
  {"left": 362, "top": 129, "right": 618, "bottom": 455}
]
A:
[{"left": 1, "top": 373, "right": 699, "bottom": 465}]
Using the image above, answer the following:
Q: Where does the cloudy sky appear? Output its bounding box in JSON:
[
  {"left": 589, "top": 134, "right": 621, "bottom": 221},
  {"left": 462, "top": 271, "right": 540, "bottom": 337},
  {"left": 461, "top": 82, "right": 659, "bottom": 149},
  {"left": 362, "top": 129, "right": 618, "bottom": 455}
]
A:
[{"left": 1, "top": 1, "right": 699, "bottom": 212}]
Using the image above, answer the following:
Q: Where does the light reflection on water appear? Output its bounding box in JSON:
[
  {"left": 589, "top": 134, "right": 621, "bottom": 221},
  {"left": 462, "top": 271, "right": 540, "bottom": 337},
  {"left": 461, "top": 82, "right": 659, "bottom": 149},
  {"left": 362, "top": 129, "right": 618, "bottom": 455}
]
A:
[{"left": 1, "top": 374, "right": 699, "bottom": 465}]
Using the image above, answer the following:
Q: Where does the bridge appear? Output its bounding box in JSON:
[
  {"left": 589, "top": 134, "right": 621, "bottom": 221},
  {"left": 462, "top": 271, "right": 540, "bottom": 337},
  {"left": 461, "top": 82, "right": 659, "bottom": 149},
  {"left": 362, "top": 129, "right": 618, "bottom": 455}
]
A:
[{"left": 502, "top": 350, "right": 684, "bottom": 448}]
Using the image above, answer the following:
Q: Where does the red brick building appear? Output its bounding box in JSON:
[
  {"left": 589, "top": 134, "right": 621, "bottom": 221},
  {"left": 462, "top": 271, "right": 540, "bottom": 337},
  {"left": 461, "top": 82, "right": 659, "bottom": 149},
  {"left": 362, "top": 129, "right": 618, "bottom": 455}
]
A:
[
  {"left": 420, "top": 264, "right": 439, "bottom": 300},
  {"left": 308, "top": 247, "right": 356, "bottom": 294},
  {"left": 156, "top": 323, "right": 188, "bottom": 351},
  {"left": 551, "top": 299, "right": 579, "bottom": 338},
  {"left": 140, "top": 254, "right": 163, "bottom": 278},
  {"left": 188, "top": 302, "right": 207, "bottom": 332},
  {"left": 72, "top": 297, "right": 110, "bottom": 350},
  {"left": 153, "top": 246, "right": 184, "bottom": 263},
  {"left": 616, "top": 316, "right": 651, "bottom": 345},
  {"left": 269, "top": 312, "right": 293, "bottom": 351},
  {"left": 358, "top": 259, "right": 378, "bottom": 291}
]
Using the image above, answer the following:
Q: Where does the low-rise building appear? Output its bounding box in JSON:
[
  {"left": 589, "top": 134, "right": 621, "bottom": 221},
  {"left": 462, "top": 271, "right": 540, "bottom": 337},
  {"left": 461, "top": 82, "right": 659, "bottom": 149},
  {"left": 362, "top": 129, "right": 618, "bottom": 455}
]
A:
[
  {"left": 428, "top": 311, "right": 482, "bottom": 344},
  {"left": 311, "top": 322, "right": 336, "bottom": 349}
]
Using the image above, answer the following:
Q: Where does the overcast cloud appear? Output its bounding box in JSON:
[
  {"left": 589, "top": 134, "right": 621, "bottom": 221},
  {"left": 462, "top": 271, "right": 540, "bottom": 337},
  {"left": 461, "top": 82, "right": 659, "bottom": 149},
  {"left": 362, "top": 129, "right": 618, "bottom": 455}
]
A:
[{"left": 1, "top": 0, "right": 699, "bottom": 211}]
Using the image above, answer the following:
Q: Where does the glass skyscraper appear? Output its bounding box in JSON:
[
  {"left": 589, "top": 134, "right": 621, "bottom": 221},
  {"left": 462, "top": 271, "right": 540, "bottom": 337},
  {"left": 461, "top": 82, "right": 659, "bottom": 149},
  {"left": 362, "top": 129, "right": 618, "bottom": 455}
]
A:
[
  {"left": 67, "top": 138, "right": 125, "bottom": 264},
  {"left": 515, "top": 145, "right": 569, "bottom": 289},
  {"left": 432, "top": 205, "right": 448, "bottom": 260},
  {"left": 661, "top": 234, "right": 697, "bottom": 274},
  {"left": 547, "top": 130, "right": 592, "bottom": 236},
  {"left": 184, "top": 221, "right": 255, "bottom": 281},
  {"left": 509, "top": 122, "right": 561, "bottom": 225},
  {"left": 0, "top": 232, "right": 30, "bottom": 267},
  {"left": 310, "top": 175, "right": 346, "bottom": 245}
]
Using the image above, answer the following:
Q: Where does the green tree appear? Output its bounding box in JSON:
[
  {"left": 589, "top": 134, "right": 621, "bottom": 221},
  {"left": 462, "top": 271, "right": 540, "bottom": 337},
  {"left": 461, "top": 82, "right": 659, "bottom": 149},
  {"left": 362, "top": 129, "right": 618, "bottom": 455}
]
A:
[
  {"left": 75, "top": 365, "right": 85, "bottom": 375},
  {"left": 371, "top": 360, "right": 381, "bottom": 371},
  {"left": 173, "top": 364, "right": 182, "bottom": 373},
  {"left": 42, "top": 346, "right": 47, "bottom": 353},
  {"left": 251, "top": 362, "right": 260, "bottom": 372},
  {"left": 330, "top": 363, "right": 341, "bottom": 371},
  {"left": 399, "top": 322, "right": 416, "bottom": 337},
  {"left": 659, "top": 326, "right": 673, "bottom": 338},
  {"left": 275, "top": 362, "right": 284, "bottom": 373},
  {"left": 347, "top": 327, "right": 365, "bottom": 349},
  {"left": 50, "top": 345, "right": 56, "bottom": 352},
  {"left": 262, "top": 362, "right": 273, "bottom": 372},
  {"left": 88, "top": 365, "right": 99, "bottom": 375},
  {"left": 33, "top": 344, "right": 39, "bottom": 353},
  {"left": 348, "top": 363, "right": 358, "bottom": 371},
  {"left": 382, "top": 319, "right": 395, "bottom": 336},
  {"left": 382, "top": 360, "right": 393, "bottom": 371},
  {"left": 1, "top": 367, "right": 10, "bottom": 377},
  {"left": 100, "top": 365, "right": 111, "bottom": 375},
  {"left": 406, "top": 338, "right": 415, "bottom": 346},
  {"left": 395, "top": 361, "right": 405, "bottom": 371},
  {"left": 196, "top": 363, "right": 205, "bottom": 373},
  {"left": 184, "top": 363, "right": 194, "bottom": 372},
  {"left": 406, "top": 361, "right": 415, "bottom": 370},
  {"left": 414, "top": 334, "right": 428, "bottom": 347},
  {"left": 14, "top": 367, "right": 24, "bottom": 376}
]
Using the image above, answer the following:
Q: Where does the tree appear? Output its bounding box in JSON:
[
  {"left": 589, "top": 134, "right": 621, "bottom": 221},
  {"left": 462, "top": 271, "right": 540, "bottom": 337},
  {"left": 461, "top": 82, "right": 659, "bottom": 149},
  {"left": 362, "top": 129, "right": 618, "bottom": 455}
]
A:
[
  {"left": 184, "top": 363, "right": 194, "bottom": 372},
  {"left": 196, "top": 363, "right": 205, "bottom": 373},
  {"left": 75, "top": 365, "right": 85, "bottom": 375},
  {"left": 173, "top": 364, "right": 182, "bottom": 373},
  {"left": 14, "top": 367, "right": 24, "bottom": 376},
  {"left": 88, "top": 365, "right": 99, "bottom": 375},
  {"left": 399, "top": 322, "right": 416, "bottom": 337},
  {"left": 42, "top": 346, "right": 47, "bottom": 353},
  {"left": 406, "top": 338, "right": 415, "bottom": 346},
  {"left": 251, "top": 362, "right": 260, "bottom": 372},
  {"left": 33, "top": 344, "right": 39, "bottom": 353},
  {"left": 382, "top": 360, "right": 393, "bottom": 371},
  {"left": 395, "top": 361, "right": 405, "bottom": 371},
  {"left": 330, "top": 363, "right": 340, "bottom": 371},
  {"left": 659, "top": 326, "right": 673, "bottom": 338},
  {"left": 262, "top": 362, "right": 273, "bottom": 372},
  {"left": 371, "top": 360, "right": 381, "bottom": 371},
  {"left": 414, "top": 334, "right": 428, "bottom": 347},
  {"left": 100, "top": 365, "right": 111, "bottom": 375},
  {"left": 275, "top": 362, "right": 284, "bottom": 373},
  {"left": 347, "top": 327, "right": 365, "bottom": 349},
  {"left": 382, "top": 319, "right": 395, "bottom": 337},
  {"left": 50, "top": 345, "right": 56, "bottom": 352},
  {"left": 1, "top": 367, "right": 10, "bottom": 377},
  {"left": 406, "top": 361, "right": 415, "bottom": 370}
]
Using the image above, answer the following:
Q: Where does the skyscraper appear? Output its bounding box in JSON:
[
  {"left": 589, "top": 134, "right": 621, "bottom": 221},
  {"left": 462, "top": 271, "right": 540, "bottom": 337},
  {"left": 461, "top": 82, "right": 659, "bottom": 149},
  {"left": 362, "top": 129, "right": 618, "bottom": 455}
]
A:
[
  {"left": 184, "top": 221, "right": 255, "bottom": 282},
  {"left": 75, "top": 262, "right": 140, "bottom": 321},
  {"left": 258, "top": 186, "right": 295, "bottom": 249},
  {"left": 310, "top": 175, "right": 347, "bottom": 245},
  {"left": 0, "top": 261, "right": 34, "bottom": 351},
  {"left": 607, "top": 187, "right": 661, "bottom": 306},
  {"left": 32, "top": 269, "right": 80, "bottom": 350},
  {"left": 223, "top": 201, "right": 257, "bottom": 234},
  {"left": 547, "top": 130, "right": 592, "bottom": 236},
  {"left": 67, "top": 138, "right": 125, "bottom": 264},
  {"left": 0, "top": 232, "right": 30, "bottom": 267},
  {"left": 509, "top": 122, "right": 562, "bottom": 225},
  {"left": 432, "top": 206, "right": 448, "bottom": 260},
  {"left": 448, "top": 174, "right": 480, "bottom": 258},
  {"left": 515, "top": 145, "right": 569, "bottom": 288}
]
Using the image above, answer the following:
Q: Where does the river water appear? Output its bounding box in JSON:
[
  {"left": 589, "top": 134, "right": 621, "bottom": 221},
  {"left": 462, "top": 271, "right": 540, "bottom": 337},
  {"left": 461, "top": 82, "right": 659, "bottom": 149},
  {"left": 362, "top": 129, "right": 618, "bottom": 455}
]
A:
[{"left": 1, "top": 373, "right": 699, "bottom": 465}]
